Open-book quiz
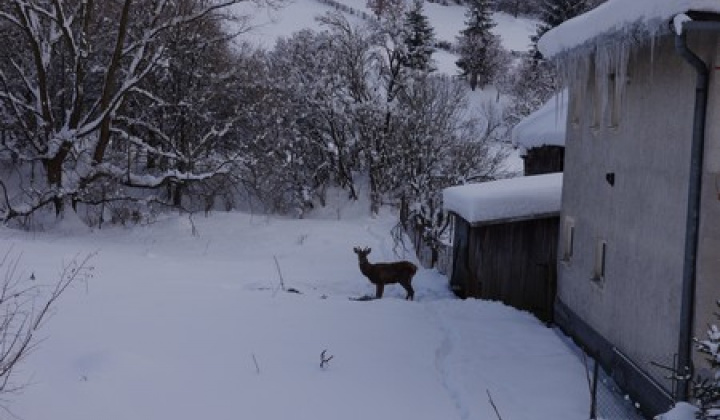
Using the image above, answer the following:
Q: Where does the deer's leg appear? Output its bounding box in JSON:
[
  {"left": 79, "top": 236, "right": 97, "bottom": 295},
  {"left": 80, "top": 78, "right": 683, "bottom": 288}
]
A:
[
  {"left": 375, "top": 283, "right": 384, "bottom": 299},
  {"left": 401, "top": 282, "right": 415, "bottom": 301}
]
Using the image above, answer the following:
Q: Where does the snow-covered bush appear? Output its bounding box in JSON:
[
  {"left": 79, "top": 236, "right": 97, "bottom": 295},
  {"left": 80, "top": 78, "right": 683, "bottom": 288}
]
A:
[{"left": 694, "top": 303, "right": 720, "bottom": 419}]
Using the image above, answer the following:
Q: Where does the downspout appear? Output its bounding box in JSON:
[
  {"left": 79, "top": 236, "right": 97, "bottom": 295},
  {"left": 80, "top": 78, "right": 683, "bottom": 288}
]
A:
[{"left": 672, "top": 16, "right": 720, "bottom": 402}]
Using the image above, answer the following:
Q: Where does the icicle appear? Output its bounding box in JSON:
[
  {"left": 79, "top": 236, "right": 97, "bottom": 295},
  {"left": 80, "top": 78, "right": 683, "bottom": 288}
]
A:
[{"left": 649, "top": 25, "right": 657, "bottom": 82}]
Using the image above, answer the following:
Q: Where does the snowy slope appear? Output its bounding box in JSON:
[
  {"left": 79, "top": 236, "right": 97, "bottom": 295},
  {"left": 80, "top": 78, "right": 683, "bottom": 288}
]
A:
[
  {"left": 3, "top": 211, "right": 590, "bottom": 420},
  {"left": 233, "top": 0, "right": 539, "bottom": 53}
]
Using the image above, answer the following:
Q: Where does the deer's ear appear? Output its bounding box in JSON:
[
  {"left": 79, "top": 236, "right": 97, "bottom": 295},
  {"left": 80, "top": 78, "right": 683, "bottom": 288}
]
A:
[{"left": 366, "top": 248, "right": 371, "bottom": 254}]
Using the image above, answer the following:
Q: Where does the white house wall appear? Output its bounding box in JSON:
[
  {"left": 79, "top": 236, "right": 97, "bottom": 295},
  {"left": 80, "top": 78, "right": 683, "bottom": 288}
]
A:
[
  {"left": 557, "top": 33, "right": 713, "bottom": 389},
  {"left": 695, "top": 37, "right": 720, "bottom": 371}
]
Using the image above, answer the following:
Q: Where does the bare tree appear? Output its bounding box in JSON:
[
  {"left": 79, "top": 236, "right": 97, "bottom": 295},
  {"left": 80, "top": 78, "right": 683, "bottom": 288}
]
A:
[
  {"left": 0, "top": 0, "right": 262, "bottom": 222},
  {"left": 393, "top": 79, "right": 510, "bottom": 264}
]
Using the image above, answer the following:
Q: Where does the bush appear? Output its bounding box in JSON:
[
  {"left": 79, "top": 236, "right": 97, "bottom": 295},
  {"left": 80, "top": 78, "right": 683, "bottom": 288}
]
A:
[{"left": 694, "top": 302, "right": 720, "bottom": 419}]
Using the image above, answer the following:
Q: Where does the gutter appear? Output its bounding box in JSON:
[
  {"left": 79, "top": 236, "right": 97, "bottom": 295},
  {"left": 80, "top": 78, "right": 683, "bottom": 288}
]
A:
[{"left": 672, "top": 15, "right": 720, "bottom": 402}]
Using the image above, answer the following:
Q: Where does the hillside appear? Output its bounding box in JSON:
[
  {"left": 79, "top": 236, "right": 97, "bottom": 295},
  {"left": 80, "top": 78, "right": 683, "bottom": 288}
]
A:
[{"left": 233, "top": 0, "right": 539, "bottom": 72}]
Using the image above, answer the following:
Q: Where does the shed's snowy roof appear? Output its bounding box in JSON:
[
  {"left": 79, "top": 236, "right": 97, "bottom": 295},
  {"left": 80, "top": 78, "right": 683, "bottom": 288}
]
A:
[
  {"left": 511, "top": 91, "right": 567, "bottom": 152},
  {"left": 443, "top": 173, "right": 563, "bottom": 225},
  {"left": 539, "top": 0, "right": 720, "bottom": 58}
]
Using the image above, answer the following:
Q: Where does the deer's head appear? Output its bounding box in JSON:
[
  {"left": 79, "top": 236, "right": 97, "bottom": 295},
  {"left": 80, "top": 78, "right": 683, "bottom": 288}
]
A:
[{"left": 353, "top": 247, "right": 371, "bottom": 262}]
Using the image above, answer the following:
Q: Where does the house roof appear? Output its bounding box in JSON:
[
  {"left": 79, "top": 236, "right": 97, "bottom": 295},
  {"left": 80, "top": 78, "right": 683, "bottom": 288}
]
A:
[
  {"left": 538, "top": 0, "right": 720, "bottom": 59},
  {"left": 443, "top": 173, "right": 563, "bottom": 226},
  {"left": 511, "top": 90, "right": 567, "bottom": 152}
]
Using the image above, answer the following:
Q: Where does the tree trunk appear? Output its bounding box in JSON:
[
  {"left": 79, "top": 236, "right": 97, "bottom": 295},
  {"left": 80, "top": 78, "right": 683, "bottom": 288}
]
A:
[
  {"left": 470, "top": 73, "right": 478, "bottom": 91},
  {"left": 93, "top": 0, "right": 132, "bottom": 165},
  {"left": 45, "top": 156, "right": 65, "bottom": 216}
]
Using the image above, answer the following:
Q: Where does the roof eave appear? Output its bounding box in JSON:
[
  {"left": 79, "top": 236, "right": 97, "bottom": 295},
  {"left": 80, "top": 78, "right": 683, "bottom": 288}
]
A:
[
  {"left": 450, "top": 210, "right": 561, "bottom": 228},
  {"left": 539, "top": 9, "right": 720, "bottom": 61}
]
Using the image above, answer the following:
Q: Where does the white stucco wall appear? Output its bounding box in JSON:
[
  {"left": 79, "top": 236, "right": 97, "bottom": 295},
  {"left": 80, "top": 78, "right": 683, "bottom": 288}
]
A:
[
  {"left": 556, "top": 32, "right": 720, "bottom": 388},
  {"left": 695, "top": 38, "right": 720, "bottom": 370}
]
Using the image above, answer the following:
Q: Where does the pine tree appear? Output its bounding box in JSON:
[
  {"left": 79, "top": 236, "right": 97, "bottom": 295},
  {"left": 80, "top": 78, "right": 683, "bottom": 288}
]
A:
[
  {"left": 367, "top": 0, "right": 406, "bottom": 19},
  {"left": 536, "top": 0, "right": 589, "bottom": 39},
  {"left": 402, "top": 0, "right": 436, "bottom": 72},
  {"left": 508, "top": 0, "right": 588, "bottom": 125},
  {"left": 455, "top": 0, "right": 505, "bottom": 90}
]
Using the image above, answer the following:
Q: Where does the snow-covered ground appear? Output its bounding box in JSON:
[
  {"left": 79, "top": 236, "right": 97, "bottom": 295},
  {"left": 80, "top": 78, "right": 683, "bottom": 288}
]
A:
[
  {"left": 0, "top": 2, "right": 601, "bottom": 419},
  {"left": 3, "top": 207, "right": 592, "bottom": 420}
]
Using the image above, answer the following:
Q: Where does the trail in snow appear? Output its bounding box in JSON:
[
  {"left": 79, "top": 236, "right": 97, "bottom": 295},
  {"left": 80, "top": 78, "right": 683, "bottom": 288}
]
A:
[{"left": 427, "top": 302, "right": 472, "bottom": 420}]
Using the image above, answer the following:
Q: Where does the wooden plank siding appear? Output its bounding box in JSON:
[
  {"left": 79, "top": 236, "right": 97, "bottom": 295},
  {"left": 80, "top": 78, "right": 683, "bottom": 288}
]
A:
[
  {"left": 450, "top": 215, "right": 559, "bottom": 323},
  {"left": 523, "top": 145, "right": 565, "bottom": 176}
]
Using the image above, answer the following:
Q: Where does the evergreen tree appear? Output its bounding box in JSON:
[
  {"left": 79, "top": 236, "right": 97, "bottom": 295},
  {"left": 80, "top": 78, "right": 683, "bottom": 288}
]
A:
[
  {"left": 402, "top": 0, "right": 436, "bottom": 72},
  {"left": 367, "top": 0, "right": 406, "bottom": 19},
  {"left": 508, "top": 0, "right": 588, "bottom": 125},
  {"left": 536, "top": 0, "right": 589, "bottom": 39},
  {"left": 455, "top": 0, "right": 506, "bottom": 90},
  {"left": 494, "top": 0, "right": 541, "bottom": 18}
]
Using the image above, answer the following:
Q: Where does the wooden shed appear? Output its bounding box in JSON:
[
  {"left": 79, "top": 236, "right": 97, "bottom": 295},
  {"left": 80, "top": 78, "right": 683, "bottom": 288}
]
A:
[
  {"left": 512, "top": 91, "right": 567, "bottom": 176},
  {"left": 443, "top": 173, "right": 563, "bottom": 323}
]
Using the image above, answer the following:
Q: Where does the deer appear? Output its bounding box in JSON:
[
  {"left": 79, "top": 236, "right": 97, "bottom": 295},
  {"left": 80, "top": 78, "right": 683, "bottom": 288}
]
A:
[{"left": 353, "top": 247, "right": 417, "bottom": 300}]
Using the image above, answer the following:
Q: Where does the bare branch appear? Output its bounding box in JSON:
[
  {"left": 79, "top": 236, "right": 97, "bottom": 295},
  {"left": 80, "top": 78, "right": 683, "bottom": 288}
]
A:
[
  {"left": 320, "top": 349, "right": 334, "bottom": 369},
  {"left": 0, "top": 248, "right": 95, "bottom": 395},
  {"left": 487, "top": 389, "right": 504, "bottom": 420}
]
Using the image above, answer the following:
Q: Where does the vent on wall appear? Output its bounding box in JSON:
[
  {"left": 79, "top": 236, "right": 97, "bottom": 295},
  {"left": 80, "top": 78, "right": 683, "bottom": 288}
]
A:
[{"left": 606, "top": 172, "right": 616, "bottom": 187}]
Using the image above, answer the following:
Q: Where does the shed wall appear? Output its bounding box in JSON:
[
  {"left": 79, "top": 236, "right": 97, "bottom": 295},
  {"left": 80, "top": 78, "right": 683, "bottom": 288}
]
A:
[
  {"left": 523, "top": 145, "right": 565, "bottom": 176},
  {"left": 451, "top": 216, "right": 558, "bottom": 323}
]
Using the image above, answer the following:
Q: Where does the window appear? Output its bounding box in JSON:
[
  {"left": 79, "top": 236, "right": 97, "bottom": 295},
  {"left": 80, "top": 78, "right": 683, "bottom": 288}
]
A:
[
  {"left": 562, "top": 217, "right": 575, "bottom": 262},
  {"left": 592, "top": 239, "right": 607, "bottom": 283},
  {"left": 570, "top": 79, "right": 584, "bottom": 128},
  {"left": 590, "top": 63, "right": 602, "bottom": 130},
  {"left": 608, "top": 73, "right": 622, "bottom": 128}
]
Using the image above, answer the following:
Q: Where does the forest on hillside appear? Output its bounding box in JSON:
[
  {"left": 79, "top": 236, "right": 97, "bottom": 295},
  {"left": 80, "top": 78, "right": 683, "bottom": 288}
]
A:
[{"left": 0, "top": 0, "right": 594, "bottom": 254}]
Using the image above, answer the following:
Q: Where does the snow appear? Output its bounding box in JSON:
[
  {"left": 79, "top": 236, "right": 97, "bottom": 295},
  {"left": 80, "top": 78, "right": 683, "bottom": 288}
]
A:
[
  {"left": 538, "top": 0, "right": 720, "bottom": 59},
  {"left": 230, "top": 0, "right": 363, "bottom": 48},
  {"left": 511, "top": 90, "right": 568, "bottom": 152},
  {"left": 655, "top": 402, "right": 699, "bottom": 420},
  {"left": 673, "top": 13, "right": 694, "bottom": 35},
  {"left": 443, "top": 173, "right": 563, "bottom": 225},
  {"left": 2, "top": 209, "right": 589, "bottom": 420}
]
